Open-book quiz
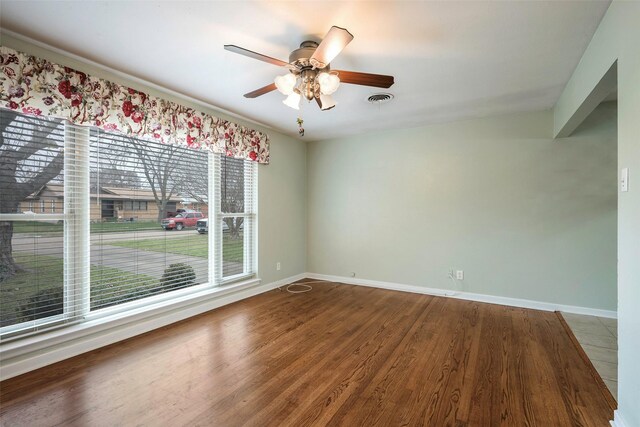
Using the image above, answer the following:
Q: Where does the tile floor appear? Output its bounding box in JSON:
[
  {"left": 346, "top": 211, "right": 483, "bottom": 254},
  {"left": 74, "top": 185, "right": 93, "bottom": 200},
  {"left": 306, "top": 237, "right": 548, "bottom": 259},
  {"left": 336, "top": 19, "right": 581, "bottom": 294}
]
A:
[{"left": 561, "top": 312, "right": 617, "bottom": 400}]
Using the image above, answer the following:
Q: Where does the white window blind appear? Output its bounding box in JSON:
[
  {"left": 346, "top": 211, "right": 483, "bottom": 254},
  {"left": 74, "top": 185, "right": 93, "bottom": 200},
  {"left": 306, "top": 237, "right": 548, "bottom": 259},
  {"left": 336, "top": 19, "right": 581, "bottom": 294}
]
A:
[
  {"left": 89, "top": 130, "right": 209, "bottom": 312},
  {"left": 1, "top": 111, "right": 258, "bottom": 340},
  {"left": 0, "top": 111, "right": 86, "bottom": 336},
  {"left": 212, "top": 154, "right": 257, "bottom": 282}
]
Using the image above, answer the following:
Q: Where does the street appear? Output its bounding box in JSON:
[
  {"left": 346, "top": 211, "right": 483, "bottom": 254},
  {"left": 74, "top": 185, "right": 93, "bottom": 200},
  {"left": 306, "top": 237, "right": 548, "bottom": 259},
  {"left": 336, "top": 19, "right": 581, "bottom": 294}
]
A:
[{"left": 11, "top": 229, "right": 242, "bottom": 282}]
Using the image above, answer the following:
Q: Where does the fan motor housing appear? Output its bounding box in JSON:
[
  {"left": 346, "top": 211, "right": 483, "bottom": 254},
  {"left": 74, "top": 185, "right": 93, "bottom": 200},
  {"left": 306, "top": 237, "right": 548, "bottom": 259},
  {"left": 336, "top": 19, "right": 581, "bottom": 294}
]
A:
[{"left": 289, "top": 41, "right": 319, "bottom": 69}]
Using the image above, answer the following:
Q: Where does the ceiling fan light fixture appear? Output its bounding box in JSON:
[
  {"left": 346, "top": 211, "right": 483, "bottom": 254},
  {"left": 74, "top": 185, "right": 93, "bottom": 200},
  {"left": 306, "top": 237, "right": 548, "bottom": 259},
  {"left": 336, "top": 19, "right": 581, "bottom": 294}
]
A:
[
  {"left": 283, "top": 91, "right": 301, "bottom": 110},
  {"left": 274, "top": 73, "right": 297, "bottom": 95},
  {"left": 317, "top": 72, "right": 340, "bottom": 95},
  {"left": 227, "top": 25, "right": 394, "bottom": 127},
  {"left": 319, "top": 94, "right": 336, "bottom": 110}
]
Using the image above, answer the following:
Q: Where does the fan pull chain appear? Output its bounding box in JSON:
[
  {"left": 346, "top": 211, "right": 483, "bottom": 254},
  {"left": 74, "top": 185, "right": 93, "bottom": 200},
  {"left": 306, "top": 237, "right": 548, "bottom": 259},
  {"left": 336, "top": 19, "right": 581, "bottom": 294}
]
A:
[{"left": 297, "top": 99, "right": 305, "bottom": 137}]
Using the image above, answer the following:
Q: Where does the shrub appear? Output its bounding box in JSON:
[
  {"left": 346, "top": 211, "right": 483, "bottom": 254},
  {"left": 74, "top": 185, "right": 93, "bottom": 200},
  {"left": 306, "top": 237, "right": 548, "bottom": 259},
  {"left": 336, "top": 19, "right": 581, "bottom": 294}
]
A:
[
  {"left": 160, "top": 263, "right": 196, "bottom": 292},
  {"left": 19, "top": 287, "right": 63, "bottom": 322},
  {"left": 90, "top": 282, "right": 152, "bottom": 310}
]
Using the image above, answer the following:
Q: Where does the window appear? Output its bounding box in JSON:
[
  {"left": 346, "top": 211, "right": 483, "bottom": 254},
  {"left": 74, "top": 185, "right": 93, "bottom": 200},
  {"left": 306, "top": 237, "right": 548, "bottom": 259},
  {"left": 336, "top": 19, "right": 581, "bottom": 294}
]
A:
[
  {"left": 214, "top": 155, "right": 257, "bottom": 281},
  {"left": 0, "top": 111, "right": 81, "bottom": 334},
  {"left": 89, "top": 130, "right": 209, "bottom": 311},
  {"left": 123, "top": 201, "right": 147, "bottom": 211},
  {"left": 0, "top": 110, "right": 258, "bottom": 340}
]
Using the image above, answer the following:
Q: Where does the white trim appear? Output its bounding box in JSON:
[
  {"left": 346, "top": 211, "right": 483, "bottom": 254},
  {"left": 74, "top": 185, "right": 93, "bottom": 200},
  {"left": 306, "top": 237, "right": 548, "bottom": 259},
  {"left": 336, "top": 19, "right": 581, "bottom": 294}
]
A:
[
  {"left": 0, "top": 29, "right": 272, "bottom": 131},
  {"left": 0, "top": 273, "right": 306, "bottom": 381},
  {"left": 610, "top": 410, "right": 629, "bottom": 427},
  {"left": 208, "top": 151, "right": 217, "bottom": 285},
  {"left": 305, "top": 273, "right": 618, "bottom": 319},
  {"left": 1, "top": 271, "right": 616, "bottom": 381}
]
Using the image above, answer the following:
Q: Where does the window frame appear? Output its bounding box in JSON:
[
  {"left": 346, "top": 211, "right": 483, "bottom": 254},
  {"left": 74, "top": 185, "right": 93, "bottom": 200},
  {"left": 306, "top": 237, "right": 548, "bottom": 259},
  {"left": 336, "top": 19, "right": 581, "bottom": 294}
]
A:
[
  {"left": 0, "top": 121, "right": 86, "bottom": 339},
  {"left": 1, "top": 119, "right": 259, "bottom": 341},
  {"left": 213, "top": 154, "right": 258, "bottom": 284}
]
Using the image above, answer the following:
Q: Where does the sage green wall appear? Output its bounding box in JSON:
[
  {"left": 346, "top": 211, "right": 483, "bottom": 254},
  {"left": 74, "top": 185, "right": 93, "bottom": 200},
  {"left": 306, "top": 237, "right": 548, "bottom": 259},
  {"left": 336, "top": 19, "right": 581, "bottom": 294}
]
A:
[
  {"left": 308, "top": 104, "right": 617, "bottom": 310},
  {"left": 554, "top": 2, "right": 640, "bottom": 424},
  {"left": 258, "top": 131, "right": 307, "bottom": 284},
  {"left": 1, "top": 34, "right": 308, "bottom": 286}
]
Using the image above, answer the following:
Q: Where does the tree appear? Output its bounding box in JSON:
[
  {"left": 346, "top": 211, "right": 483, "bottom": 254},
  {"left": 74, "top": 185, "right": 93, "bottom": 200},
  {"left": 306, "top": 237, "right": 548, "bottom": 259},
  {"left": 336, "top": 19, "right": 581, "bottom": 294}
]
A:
[
  {"left": 90, "top": 166, "right": 141, "bottom": 190},
  {"left": 0, "top": 111, "right": 64, "bottom": 282},
  {"left": 124, "top": 137, "right": 189, "bottom": 222},
  {"left": 220, "top": 156, "right": 245, "bottom": 240},
  {"left": 179, "top": 156, "right": 208, "bottom": 212},
  {"left": 90, "top": 137, "right": 142, "bottom": 191}
]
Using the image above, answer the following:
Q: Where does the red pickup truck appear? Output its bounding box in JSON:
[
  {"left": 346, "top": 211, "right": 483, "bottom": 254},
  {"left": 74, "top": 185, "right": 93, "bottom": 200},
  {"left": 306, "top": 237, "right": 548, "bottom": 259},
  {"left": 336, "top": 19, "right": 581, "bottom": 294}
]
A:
[{"left": 161, "top": 212, "right": 204, "bottom": 231}]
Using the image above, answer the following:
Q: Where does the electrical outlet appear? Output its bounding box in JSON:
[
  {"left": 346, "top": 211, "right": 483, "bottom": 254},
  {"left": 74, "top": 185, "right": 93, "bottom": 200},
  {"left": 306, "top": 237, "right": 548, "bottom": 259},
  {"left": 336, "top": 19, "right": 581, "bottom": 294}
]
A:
[
  {"left": 276, "top": 262, "right": 281, "bottom": 271},
  {"left": 456, "top": 270, "right": 464, "bottom": 280}
]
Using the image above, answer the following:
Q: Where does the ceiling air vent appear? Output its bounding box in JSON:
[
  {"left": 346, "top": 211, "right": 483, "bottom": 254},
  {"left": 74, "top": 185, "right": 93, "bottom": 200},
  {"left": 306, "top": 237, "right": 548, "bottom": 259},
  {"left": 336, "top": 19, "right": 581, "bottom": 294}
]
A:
[{"left": 367, "top": 93, "right": 394, "bottom": 104}]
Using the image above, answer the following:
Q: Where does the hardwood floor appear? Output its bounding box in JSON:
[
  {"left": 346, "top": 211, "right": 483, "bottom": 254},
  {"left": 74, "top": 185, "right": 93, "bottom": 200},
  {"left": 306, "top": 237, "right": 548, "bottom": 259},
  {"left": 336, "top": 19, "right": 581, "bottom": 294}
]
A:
[{"left": 0, "top": 280, "right": 613, "bottom": 426}]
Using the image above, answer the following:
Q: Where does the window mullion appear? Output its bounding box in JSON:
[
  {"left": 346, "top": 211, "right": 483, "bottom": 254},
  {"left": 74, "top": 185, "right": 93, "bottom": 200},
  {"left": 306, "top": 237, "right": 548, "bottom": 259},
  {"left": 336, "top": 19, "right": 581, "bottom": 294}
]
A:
[
  {"left": 209, "top": 152, "right": 221, "bottom": 286},
  {"left": 243, "top": 162, "right": 256, "bottom": 275},
  {"left": 64, "top": 124, "right": 90, "bottom": 319}
]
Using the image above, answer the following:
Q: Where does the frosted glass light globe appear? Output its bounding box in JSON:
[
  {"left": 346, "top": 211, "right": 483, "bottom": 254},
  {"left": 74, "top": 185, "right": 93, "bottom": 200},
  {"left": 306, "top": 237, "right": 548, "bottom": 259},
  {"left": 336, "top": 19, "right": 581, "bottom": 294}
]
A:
[
  {"left": 274, "top": 73, "right": 297, "bottom": 95},
  {"left": 317, "top": 72, "right": 340, "bottom": 95},
  {"left": 283, "top": 92, "right": 301, "bottom": 110}
]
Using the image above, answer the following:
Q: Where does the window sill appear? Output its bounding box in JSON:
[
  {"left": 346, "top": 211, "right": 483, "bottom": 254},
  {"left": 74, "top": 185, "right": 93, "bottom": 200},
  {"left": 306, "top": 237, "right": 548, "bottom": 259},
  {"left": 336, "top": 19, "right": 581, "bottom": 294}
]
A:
[{"left": 0, "top": 276, "right": 264, "bottom": 379}]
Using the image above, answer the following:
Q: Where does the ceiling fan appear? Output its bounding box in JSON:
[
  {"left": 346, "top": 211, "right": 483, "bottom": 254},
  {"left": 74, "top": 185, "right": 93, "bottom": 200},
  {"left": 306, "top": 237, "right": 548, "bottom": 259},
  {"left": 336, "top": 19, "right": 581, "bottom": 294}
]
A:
[{"left": 224, "top": 26, "right": 395, "bottom": 112}]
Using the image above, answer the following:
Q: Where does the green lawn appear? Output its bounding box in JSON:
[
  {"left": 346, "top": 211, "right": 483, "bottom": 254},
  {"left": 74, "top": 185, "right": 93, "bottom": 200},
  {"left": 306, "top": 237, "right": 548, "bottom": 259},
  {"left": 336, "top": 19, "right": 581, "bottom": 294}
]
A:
[
  {"left": 2, "top": 230, "right": 243, "bottom": 327},
  {"left": 107, "top": 234, "right": 243, "bottom": 263},
  {"left": 0, "top": 254, "right": 160, "bottom": 327},
  {"left": 222, "top": 235, "right": 244, "bottom": 264},
  {"left": 12, "top": 221, "right": 160, "bottom": 235},
  {"left": 108, "top": 235, "right": 208, "bottom": 258},
  {"left": 91, "top": 221, "right": 160, "bottom": 233},
  {"left": 11, "top": 221, "right": 64, "bottom": 234}
]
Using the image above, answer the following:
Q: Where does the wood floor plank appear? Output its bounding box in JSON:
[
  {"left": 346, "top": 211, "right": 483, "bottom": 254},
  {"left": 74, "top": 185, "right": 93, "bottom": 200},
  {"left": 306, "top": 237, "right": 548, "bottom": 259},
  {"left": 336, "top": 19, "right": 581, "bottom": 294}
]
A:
[
  {"left": 277, "top": 293, "right": 434, "bottom": 427},
  {"left": 0, "top": 281, "right": 614, "bottom": 426},
  {"left": 186, "top": 285, "right": 406, "bottom": 425}
]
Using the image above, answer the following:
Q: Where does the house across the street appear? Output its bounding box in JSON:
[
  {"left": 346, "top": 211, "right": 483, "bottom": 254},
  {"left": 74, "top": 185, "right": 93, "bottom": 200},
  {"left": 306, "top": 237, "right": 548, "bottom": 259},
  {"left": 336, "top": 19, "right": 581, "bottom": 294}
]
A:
[{"left": 19, "top": 184, "right": 208, "bottom": 222}]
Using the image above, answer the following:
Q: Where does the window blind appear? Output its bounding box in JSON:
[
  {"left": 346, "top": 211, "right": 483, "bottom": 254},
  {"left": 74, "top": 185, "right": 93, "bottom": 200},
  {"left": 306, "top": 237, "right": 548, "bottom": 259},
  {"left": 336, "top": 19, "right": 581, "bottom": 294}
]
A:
[
  {"left": 214, "top": 154, "right": 257, "bottom": 282},
  {"left": 89, "top": 130, "right": 209, "bottom": 312},
  {"left": 1, "top": 111, "right": 258, "bottom": 340},
  {"left": 0, "top": 111, "right": 85, "bottom": 336}
]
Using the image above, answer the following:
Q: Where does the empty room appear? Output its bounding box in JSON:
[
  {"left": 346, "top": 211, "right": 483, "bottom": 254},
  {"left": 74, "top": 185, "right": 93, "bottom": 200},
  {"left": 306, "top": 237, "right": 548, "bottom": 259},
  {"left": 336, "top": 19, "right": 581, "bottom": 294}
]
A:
[{"left": 0, "top": 1, "right": 638, "bottom": 426}]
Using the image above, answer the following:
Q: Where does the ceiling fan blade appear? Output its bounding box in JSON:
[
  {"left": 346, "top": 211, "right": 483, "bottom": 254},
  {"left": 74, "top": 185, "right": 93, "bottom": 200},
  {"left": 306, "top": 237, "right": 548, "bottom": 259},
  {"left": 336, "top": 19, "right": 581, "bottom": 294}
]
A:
[
  {"left": 310, "top": 26, "right": 354, "bottom": 68},
  {"left": 244, "top": 83, "right": 277, "bottom": 98},
  {"left": 224, "top": 45, "right": 290, "bottom": 67},
  {"left": 334, "top": 70, "right": 395, "bottom": 88}
]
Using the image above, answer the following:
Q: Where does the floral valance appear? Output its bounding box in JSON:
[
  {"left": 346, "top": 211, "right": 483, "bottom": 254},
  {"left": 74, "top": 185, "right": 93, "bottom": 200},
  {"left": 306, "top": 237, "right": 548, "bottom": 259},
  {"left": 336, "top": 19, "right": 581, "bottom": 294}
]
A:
[{"left": 0, "top": 46, "right": 269, "bottom": 164}]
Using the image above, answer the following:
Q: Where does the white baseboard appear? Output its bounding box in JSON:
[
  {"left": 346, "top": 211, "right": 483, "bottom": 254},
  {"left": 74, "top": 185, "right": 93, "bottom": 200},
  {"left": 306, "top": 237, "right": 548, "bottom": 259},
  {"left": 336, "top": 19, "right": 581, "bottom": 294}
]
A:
[
  {"left": 1, "top": 271, "right": 616, "bottom": 381},
  {"left": 610, "top": 410, "right": 629, "bottom": 427},
  {"left": 0, "top": 273, "right": 306, "bottom": 381},
  {"left": 305, "top": 273, "right": 617, "bottom": 319}
]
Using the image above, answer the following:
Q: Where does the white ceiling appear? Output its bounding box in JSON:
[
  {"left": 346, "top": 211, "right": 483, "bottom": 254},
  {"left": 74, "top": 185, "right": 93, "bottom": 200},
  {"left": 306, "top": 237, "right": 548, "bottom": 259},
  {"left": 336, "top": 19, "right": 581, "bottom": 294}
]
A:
[{"left": 0, "top": 1, "right": 610, "bottom": 141}]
